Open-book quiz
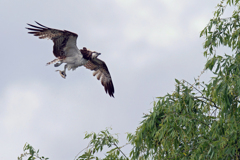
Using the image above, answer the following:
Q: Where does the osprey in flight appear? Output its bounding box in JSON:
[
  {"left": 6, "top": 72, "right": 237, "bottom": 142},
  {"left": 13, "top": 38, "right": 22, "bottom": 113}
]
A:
[{"left": 26, "top": 22, "right": 114, "bottom": 97}]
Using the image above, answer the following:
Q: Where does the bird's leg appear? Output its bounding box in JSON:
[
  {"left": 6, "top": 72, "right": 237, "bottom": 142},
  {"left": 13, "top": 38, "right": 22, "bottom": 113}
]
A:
[
  {"left": 46, "top": 59, "right": 60, "bottom": 66},
  {"left": 56, "top": 64, "right": 67, "bottom": 79},
  {"left": 54, "top": 61, "right": 63, "bottom": 67}
]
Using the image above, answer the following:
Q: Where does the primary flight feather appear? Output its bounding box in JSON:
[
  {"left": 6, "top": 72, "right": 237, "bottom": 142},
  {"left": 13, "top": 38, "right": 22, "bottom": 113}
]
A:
[{"left": 26, "top": 21, "right": 115, "bottom": 97}]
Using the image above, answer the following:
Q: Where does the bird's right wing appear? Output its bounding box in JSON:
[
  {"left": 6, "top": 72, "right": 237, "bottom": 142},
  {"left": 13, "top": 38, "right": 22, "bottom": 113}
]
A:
[
  {"left": 84, "top": 58, "right": 115, "bottom": 97},
  {"left": 26, "top": 21, "right": 78, "bottom": 58}
]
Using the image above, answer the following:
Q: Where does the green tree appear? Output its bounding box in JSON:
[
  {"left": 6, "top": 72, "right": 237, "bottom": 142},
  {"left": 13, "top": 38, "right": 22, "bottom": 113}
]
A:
[
  {"left": 126, "top": 0, "right": 240, "bottom": 159},
  {"left": 18, "top": 143, "right": 49, "bottom": 160},
  {"left": 18, "top": 0, "right": 240, "bottom": 159}
]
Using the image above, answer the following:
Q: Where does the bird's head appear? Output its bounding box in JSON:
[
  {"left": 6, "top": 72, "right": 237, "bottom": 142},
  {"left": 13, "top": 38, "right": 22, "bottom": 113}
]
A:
[{"left": 91, "top": 51, "right": 101, "bottom": 59}]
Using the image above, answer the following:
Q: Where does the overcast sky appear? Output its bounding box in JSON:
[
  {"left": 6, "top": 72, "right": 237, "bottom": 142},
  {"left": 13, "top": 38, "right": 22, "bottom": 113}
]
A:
[{"left": 0, "top": 0, "right": 220, "bottom": 159}]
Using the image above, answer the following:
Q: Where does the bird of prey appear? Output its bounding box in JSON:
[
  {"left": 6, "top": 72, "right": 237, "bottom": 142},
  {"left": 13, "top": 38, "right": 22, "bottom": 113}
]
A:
[{"left": 26, "top": 22, "right": 114, "bottom": 97}]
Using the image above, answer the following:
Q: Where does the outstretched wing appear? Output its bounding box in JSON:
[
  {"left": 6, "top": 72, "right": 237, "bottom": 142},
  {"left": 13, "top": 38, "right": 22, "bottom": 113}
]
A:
[
  {"left": 84, "top": 58, "right": 115, "bottom": 97},
  {"left": 26, "top": 21, "right": 78, "bottom": 58}
]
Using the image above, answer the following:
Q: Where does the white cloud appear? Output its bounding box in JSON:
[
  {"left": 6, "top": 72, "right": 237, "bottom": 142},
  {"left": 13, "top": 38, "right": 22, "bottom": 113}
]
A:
[
  {"left": 115, "top": 0, "right": 184, "bottom": 48},
  {"left": 114, "top": 0, "right": 138, "bottom": 7},
  {"left": 190, "top": 16, "right": 209, "bottom": 33},
  {"left": 161, "top": 0, "right": 190, "bottom": 14},
  {"left": 1, "top": 83, "right": 42, "bottom": 133},
  {"left": 148, "top": 26, "right": 180, "bottom": 47}
]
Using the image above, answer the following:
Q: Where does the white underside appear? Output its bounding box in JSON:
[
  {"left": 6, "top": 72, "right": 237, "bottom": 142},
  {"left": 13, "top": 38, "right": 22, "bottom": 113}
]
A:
[{"left": 62, "top": 38, "right": 88, "bottom": 71}]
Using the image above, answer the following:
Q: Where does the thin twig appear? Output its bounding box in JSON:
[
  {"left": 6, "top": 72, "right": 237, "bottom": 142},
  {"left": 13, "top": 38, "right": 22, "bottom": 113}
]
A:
[
  {"left": 106, "top": 136, "right": 129, "bottom": 159},
  {"left": 182, "top": 79, "right": 220, "bottom": 110},
  {"left": 120, "top": 142, "right": 130, "bottom": 149},
  {"left": 113, "top": 142, "right": 129, "bottom": 159},
  {"left": 74, "top": 143, "right": 92, "bottom": 160},
  {"left": 211, "top": 108, "right": 218, "bottom": 116},
  {"left": 183, "top": 80, "right": 203, "bottom": 95},
  {"left": 194, "top": 96, "right": 220, "bottom": 109}
]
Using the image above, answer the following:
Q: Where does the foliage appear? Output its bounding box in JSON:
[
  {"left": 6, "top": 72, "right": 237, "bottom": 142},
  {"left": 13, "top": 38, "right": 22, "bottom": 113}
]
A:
[
  {"left": 126, "top": 0, "right": 240, "bottom": 159},
  {"left": 18, "top": 143, "right": 49, "bottom": 160},
  {"left": 125, "top": 0, "right": 240, "bottom": 159},
  {"left": 74, "top": 128, "right": 128, "bottom": 160},
  {"left": 18, "top": 0, "right": 240, "bottom": 159}
]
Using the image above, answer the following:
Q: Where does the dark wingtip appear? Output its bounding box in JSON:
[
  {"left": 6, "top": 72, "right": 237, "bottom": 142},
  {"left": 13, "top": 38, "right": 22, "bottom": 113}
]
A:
[
  {"left": 108, "top": 90, "right": 114, "bottom": 97},
  {"left": 32, "top": 21, "right": 49, "bottom": 28},
  {"left": 106, "top": 81, "right": 114, "bottom": 98}
]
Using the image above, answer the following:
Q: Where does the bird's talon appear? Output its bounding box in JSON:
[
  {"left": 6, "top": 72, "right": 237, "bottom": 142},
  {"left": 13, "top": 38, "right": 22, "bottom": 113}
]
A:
[
  {"left": 56, "top": 70, "right": 66, "bottom": 79},
  {"left": 61, "top": 72, "right": 66, "bottom": 79}
]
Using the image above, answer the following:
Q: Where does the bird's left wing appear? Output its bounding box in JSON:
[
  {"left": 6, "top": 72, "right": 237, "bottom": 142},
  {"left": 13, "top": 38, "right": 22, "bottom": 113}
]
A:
[
  {"left": 26, "top": 21, "right": 78, "bottom": 58},
  {"left": 84, "top": 58, "right": 115, "bottom": 97}
]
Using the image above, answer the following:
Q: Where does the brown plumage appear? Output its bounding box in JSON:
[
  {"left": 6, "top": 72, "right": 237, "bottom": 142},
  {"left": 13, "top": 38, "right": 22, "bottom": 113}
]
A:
[
  {"left": 80, "top": 47, "right": 92, "bottom": 60},
  {"left": 26, "top": 21, "right": 78, "bottom": 58},
  {"left": 81, "top": 48, "right": 115, "bottom": 97}
]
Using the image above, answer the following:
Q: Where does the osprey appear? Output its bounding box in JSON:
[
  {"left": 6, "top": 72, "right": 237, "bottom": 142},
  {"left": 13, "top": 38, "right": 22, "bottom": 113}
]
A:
[{"left": 26, "top": 22, "right": 114, "bottom": 97}]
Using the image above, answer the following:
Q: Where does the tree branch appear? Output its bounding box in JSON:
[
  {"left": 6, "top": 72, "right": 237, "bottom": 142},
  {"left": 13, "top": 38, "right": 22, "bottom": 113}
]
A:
[
  {"left": 113, "top": 142, "right": 129, "bottom": 159},
  {"left": 183, "top": 80, "right": 203, "bottom": 95},
  {"left": 182, "top": 79, "right": 220, "bottom": 110},
  {"left": 74, "top": 143, "right": 93, "bottom": 160},
  {"left": 194, "top": 96, "right": 220, "bottom": 109},
  {"left": 107, "top": 136, "right": 129, "bottom": 159}
]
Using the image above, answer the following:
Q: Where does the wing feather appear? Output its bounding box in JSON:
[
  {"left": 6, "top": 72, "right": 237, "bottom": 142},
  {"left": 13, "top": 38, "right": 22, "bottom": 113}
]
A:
[
  {"left": 84, "top": 58, "right": 115, "bottom": 97},
  {"left": 96, "top": 72, "right": 103, "bottom": 80},
  {"left": 26, "top": 21, "right": 78, "bottom": 58}
]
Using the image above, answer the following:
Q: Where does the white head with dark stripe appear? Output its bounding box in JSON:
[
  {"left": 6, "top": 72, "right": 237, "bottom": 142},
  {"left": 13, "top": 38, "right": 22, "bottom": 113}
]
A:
[
  {"left": 80, "top": 47, "right": 101, "bottom": 60},
  {"left": 91, "top": 51, "right": 101, "bottom": 59}
]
